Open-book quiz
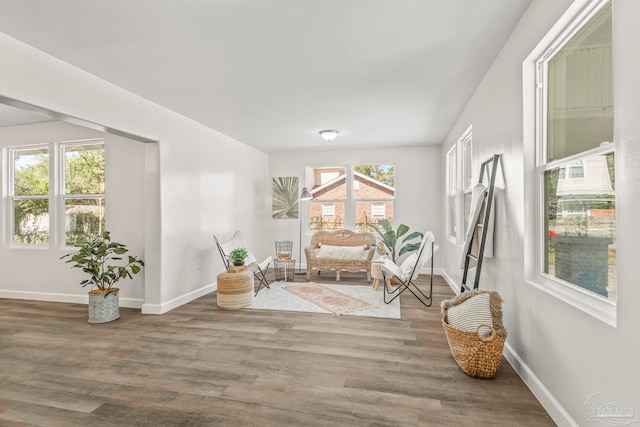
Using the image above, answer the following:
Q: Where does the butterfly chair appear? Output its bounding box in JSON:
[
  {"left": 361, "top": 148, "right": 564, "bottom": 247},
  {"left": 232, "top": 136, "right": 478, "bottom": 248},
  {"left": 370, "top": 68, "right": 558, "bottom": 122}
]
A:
[
  {"left": 381, "top": 231, "right": 437, "bottom": 307},
  {"left": 214, "top": 231, "right": 272, "bottom": 296}
]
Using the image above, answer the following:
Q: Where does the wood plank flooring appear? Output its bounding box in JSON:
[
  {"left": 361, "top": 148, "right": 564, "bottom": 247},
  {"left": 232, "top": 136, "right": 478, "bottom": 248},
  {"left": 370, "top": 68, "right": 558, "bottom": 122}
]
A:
[{"left": 0, "top": 272, "right": 555, "bottom": 426}]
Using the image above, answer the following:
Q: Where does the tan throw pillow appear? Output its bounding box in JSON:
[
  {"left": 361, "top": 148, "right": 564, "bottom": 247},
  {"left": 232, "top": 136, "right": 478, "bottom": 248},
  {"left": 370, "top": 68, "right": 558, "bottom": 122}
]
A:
[{"left": 447, "top": 292, "right": 493, "bottom": 337}]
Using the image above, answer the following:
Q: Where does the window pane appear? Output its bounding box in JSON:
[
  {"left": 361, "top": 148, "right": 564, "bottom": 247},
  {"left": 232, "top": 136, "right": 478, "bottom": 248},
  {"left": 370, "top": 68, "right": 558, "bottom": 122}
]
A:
[
  {"left": 354, "top": 201, "right": 393, "bottom": 232},
  {"left": 64, "top": 143, "right": 105, "bottom": 195},
  {"left": 371, "top": 203, "right": 385, "bottom": 218},
  {"left": 463, "top": 137, "right": 473, "bottom": 190},
  {"left": 14, "top": 199, "right": 49, "bottom": 244},
  {"left": 322, "top": 204, "right": 335, "bottom": 217},
  {"left": 547, "top": 2, "right": 613, "bottom": 161},
  {"left": 463, "top": 192, "right": 472, "bottom": 233},
  {"left": 447, "top": 148, "right": 457, "bottom": 195},
  {"left": 353, "top": 164, "right": 395, "bottom": 200},
  {"left": 448, "top": 196, "right": 457, "bottom": 237},
  {"left": 13, "top": 147, "right": 49, "bottom": 196},
  {"left": 65, "top": 198, "right": 106, "bottom": 245},
  {"left": 309, "top": 201, "right": 344, "bottom": 231},
  {"left": 544, "top": 153, "right": 616, "bottom": 301},
  {"left": 309, "top": 167, "right": 346, "bottom": 199},
  {"left": 447, "top": 146, "right": 458, "bottom": 241}
]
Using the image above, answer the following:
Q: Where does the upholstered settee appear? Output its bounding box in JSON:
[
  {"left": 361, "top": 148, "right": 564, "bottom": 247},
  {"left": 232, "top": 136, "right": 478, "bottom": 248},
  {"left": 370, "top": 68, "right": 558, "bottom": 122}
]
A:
[{"left": 304, "top": 229, "right": 376, "bottom": 281}]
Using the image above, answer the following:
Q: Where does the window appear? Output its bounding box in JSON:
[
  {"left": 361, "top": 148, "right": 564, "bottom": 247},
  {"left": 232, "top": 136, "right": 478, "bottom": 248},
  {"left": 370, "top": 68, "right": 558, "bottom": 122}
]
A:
[
  {"left": 446, "top": 126, "right": 472, "bottom": 244},
  {"left": 371, "top": 203, "right": 385, "bottom": 218},
  {"left": 461, "top": 129, "right": 473, "bottom": 233},
  {"left": 10, "top": 146, "right": 50, "bottom": 244},
  {"left": 446, "top": 144, "right": 458, "bottom": 242},
  {"left": 306, "top": 164, "right": 395, "bottom": 232},
  {"left": 322, "top": 203, "right": 335, "bottom": 218},
  {"left": 354, "top": 164, "right": 395, "bottom": 232},
  {"left": 308, "top": 167, "right": 346, "bottom": 231},
  {"left": 559, "top": 161, "right": 585, "bottom": 179},
  {"left": 61, "top": 142, "right": 105, "bottom": 245},
  {"left": 7, "top": 139, "right": 105, "bottom": 247},
  {"left": 537, "top": 1, "right": 615, "bottom": 303}
]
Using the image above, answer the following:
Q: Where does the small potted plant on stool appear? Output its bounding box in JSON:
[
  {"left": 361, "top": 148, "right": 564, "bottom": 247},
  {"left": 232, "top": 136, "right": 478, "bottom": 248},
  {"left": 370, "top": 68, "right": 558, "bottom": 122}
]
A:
[{"left": 229, "top": 247, "right": 249, "bottom": 266}]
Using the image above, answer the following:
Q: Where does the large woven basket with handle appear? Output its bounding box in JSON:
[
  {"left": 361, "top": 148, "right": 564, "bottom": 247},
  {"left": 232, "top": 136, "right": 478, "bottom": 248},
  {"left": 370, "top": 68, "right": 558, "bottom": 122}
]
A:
[{"left": 441, "top": 290, "right": 507, "bottom": 379}]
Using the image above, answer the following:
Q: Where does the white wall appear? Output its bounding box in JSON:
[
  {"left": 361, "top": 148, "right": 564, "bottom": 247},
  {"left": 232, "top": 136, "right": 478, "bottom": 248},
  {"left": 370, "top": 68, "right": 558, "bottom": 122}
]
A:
[
  {"left": 269, "top": 146, "right": 442, "bottom": 269},
  {"left": 440, "top": 0, "right": 639, "bottom": 425},
  {"left": 0, "top": 32, "right": 269, "bottom": 314},
  {"left": 0, "top": 121, "right": 147, "bottom": 306}
]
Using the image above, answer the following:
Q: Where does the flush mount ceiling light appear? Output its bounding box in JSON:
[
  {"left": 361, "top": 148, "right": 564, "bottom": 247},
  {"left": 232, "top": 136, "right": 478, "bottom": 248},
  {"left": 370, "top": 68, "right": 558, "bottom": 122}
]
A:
[{"left": 319, "top": 130, "right": 340, "bottom": 141}]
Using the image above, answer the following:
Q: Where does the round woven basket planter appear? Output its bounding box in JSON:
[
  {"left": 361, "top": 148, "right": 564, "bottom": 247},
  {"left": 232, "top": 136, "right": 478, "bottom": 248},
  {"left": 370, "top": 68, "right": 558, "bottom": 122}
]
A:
[
  {"left": 217, "top": 268, "right": 254, "bottom": 310},
  {"left": 88, "top": 288, "right": 120, "bottom": 324}
]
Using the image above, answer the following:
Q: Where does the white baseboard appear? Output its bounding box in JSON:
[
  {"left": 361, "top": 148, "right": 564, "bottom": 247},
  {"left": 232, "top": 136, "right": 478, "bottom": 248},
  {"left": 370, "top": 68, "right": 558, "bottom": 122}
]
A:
[
  {"left": 439, "top": 268, "right": 576, "bottom": 427},
  {"left": 141, "top": 282, "right": 216, "bottom": 314},
  {"left": 0, "top": 289, "right": 144, "bottom": 308},
  {"left": 440, "top": 269, "right": 461, "bottom": 295},
  {"left": 503, "top": 343, "right": 578, "bottom": 427}
]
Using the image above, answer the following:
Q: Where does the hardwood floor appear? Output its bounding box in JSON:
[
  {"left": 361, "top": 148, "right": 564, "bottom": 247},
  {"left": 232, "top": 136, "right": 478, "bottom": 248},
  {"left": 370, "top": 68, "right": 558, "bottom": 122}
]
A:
[{"left": 0, "top": 272, "right": 554, "bottom": 426}]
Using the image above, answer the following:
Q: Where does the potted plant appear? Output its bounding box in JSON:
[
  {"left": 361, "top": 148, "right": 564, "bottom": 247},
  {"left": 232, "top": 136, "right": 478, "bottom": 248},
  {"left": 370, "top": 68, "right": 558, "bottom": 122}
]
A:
[
  {"left": 229, "top": 247, "right": 249, "bottom": 266},
  {"left": 61, "top": 231, "right": 144, "bottom": 324},
  {"left": 369, "top": 219, "right": 423, "bottom": 262}
]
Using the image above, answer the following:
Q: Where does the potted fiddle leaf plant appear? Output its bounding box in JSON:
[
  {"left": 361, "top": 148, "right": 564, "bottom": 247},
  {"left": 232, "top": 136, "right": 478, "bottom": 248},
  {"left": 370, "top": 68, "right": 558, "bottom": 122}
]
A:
[
  {"left": 369, "top": 219, "right": 423, "bottom": 262},
  {"left": 61, "top": 231, "right": 144, "bottom": 324},
  {"left": 229, "top": 247, "right": 249, "bottom": 266}
]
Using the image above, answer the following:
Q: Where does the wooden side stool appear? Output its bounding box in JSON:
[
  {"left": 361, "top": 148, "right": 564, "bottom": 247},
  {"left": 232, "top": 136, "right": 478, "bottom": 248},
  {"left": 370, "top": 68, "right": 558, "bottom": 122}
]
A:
[{"left": 370, "top": 260, "right": 392, "bottom": 291}]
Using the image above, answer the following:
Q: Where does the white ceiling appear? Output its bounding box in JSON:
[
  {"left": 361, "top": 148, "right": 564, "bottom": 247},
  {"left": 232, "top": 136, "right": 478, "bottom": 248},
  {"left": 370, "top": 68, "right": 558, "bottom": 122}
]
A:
[{"left": 0, "top": 0, "right": 532, "bottom": 153}]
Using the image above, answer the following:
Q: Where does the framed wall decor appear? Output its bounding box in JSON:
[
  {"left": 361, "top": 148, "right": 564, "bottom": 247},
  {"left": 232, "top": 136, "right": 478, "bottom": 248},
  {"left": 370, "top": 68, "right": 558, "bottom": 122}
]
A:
[{"left": 272, "top": 176, "right": 299, "bottom": 218}]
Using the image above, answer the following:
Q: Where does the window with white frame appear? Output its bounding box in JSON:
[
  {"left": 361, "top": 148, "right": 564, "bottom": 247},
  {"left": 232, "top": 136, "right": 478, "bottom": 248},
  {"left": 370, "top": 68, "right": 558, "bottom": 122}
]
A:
[
  {"left": 7, "top": 139, "right": 105, "bottom": 247},
  {"left": 371, "top": 203, "right": 385, "bottom": 219},
  {"left": 308, "top": 167, "right": 346, "bottom": 231},
  {"left": 306, "top": 164, "right": 395, "bottom": 232},
  {"left": 536, "top": 0, "right": 615, "bottom": 303},
  {"left": 61, "top": 142, "right": 105, "bottom": 245},
  {"left": 10, "top": 145, "right": 50, "bottom": 244},
  {"left": 461, "top": 128, "right": 474, "bottom": 233},
  {"left": 559, "top": 161, "right": 585, "bottom": 179},
  {"left": 446, "top": 127, "right": 473, "bottom": 245},
  {"left": 353, "top": 164, "right": 395, "bottom": 232},
  {"left": 446, "top": 144, "right": 458, "bottom": 242},
  {"left": 322, "top": 203, "right": 335, "bottom": 218}
]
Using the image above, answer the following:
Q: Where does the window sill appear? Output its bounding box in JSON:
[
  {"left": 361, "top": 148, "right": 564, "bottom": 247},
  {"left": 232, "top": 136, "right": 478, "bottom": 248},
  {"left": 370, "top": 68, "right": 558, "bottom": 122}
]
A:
[
  {"left": 8, "top": 244, "right": 49, "bottom": 250},
  {"left": 527, "top": 274, "right": 616, "bottom": 327}
]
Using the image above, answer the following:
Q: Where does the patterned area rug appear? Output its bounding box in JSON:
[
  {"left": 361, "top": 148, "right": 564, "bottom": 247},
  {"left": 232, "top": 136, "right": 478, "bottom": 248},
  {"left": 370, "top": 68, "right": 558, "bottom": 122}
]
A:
[
  {"left": 249, "top": 281, "right": 401, "bottom": 319},
  {"left": 283, "top": 283, "right": 373, "bottom": 315}
]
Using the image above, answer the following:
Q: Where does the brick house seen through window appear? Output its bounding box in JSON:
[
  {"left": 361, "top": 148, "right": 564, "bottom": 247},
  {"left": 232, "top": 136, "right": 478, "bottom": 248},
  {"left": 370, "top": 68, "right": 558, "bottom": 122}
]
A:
[{"left": 307, "top": 165, "right": 394, "bottom": 232}]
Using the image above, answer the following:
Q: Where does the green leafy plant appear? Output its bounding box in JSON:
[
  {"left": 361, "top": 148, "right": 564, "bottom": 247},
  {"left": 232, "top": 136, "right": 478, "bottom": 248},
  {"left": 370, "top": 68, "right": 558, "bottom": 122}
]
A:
[
  {"left": 369, "top": 219, "right": 423, "bottom": 262},
  {"left": 230, "top": 247, "right": 249, "bottom": 266},
  {"left": 61, "top": 231, "right": 144, "bottom": 294}
]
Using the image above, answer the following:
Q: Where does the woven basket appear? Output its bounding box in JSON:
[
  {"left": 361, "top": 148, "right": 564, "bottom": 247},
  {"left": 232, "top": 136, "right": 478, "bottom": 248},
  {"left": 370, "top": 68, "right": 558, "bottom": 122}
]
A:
[
  {"left": 217, "top": 270, "right": 254, "bottom": 310},
  {"left": 442, "top": 316, "right": 506, "bottom": 378},
  {"left": 88, "top": 289, "right": 120, "bottom": 324},
  {"left": 441, "top": 290, "right": 507, "bottom": 378}
]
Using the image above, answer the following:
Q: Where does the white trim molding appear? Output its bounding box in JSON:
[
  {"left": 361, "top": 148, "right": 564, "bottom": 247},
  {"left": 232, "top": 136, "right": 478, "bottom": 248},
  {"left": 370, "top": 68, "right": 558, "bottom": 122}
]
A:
[
  {"left": 503, "top": 343, "right": 579, "bottom": 427},
  {"left": 0, "top": 289, "right": 144, "bottom": 308},
  {"left": 141, "top": 282, "right": 217, "bottom": 314}
]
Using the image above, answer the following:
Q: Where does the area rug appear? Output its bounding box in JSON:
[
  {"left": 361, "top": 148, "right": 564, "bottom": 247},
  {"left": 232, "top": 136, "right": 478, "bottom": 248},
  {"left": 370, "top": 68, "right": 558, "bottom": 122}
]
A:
[
  {"left": 249, "top": 281, "right": 401, "bottom": 319},
  {"left": 283, "top": 283, "right": 373, "bottom": 315}
]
